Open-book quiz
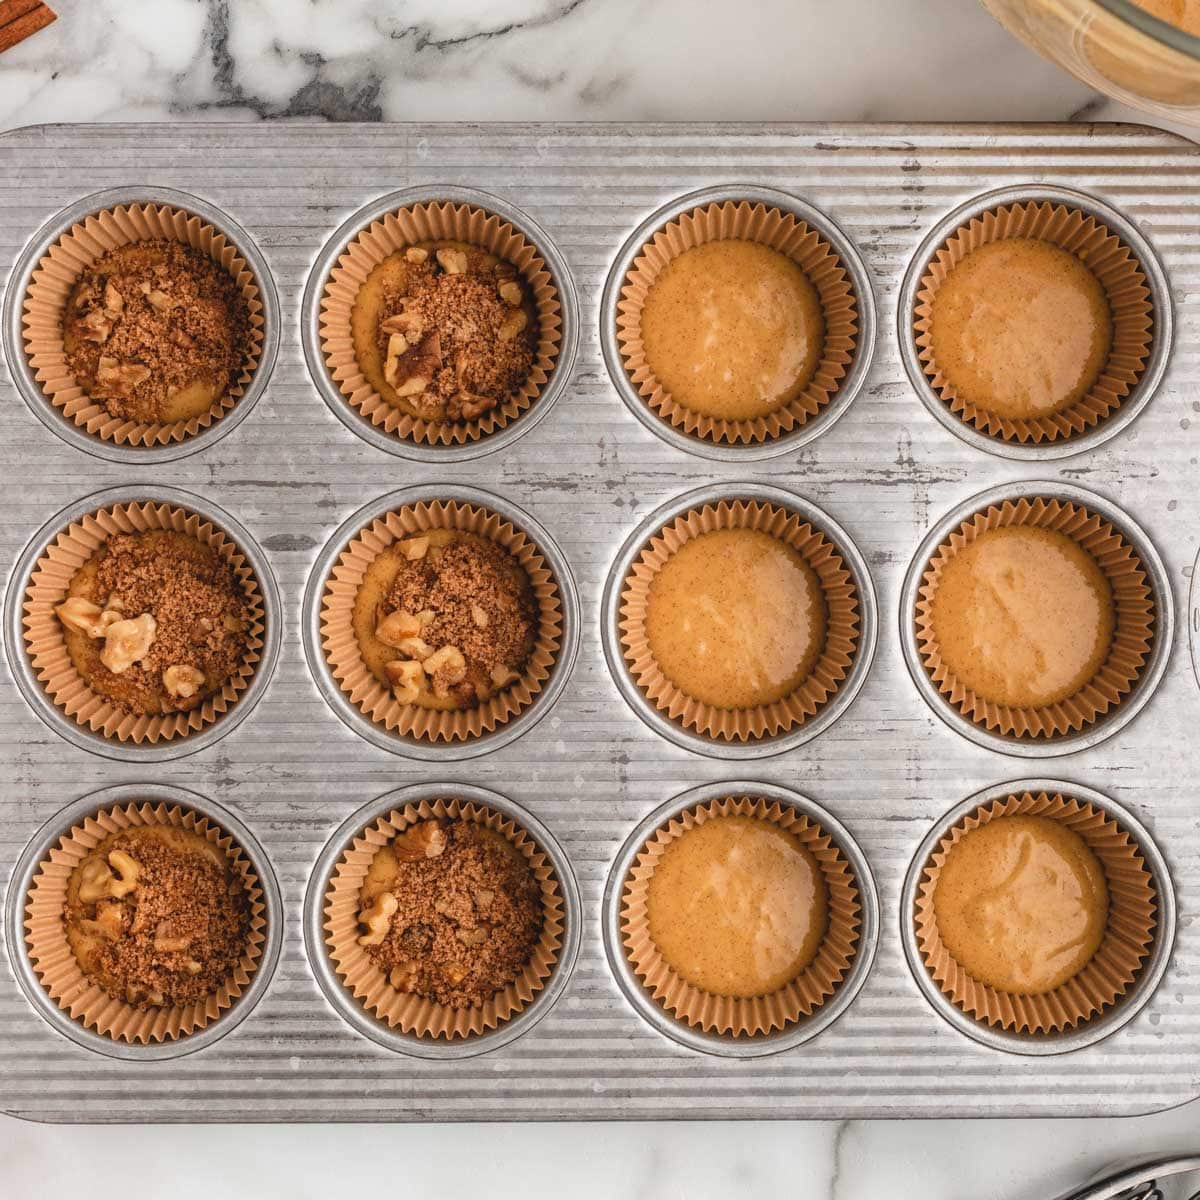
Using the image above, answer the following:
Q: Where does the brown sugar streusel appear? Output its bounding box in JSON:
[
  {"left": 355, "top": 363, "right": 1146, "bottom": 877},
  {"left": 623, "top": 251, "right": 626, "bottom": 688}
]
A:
[
  {"left": 354, "top": 530, "right": 536, "bottom": 712},
  {"left": 55, "top": 530, "right": 250, "bottom": 717},
  {"left": 62, "top": 239, "right": 250, "bottom": 425},
  {"left": 64, "top": 826, "right": 251, "bottom": 1009},
  {"left": 356, "top": 819, "right": 544, "bottom": 1009},
  {"left": 356, "top": 241, "right": 537, "bottom": 424}
]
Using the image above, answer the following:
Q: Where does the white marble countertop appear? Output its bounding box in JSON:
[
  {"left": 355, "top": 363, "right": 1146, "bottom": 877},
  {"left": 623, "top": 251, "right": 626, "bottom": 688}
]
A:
[{"left": 1, "top": 1, "right": 1198, "bottom": 1197}]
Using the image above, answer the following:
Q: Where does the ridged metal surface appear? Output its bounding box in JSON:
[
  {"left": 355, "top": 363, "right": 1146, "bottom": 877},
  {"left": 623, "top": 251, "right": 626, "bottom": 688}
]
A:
[{"left": 0, "top": 121, "right": 1197, "bottom": 1123}]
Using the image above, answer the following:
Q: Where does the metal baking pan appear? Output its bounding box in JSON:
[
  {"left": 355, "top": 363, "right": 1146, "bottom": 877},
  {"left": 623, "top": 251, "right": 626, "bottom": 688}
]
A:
[{"left": 0, "top": 120, "right": 1197, "bottom": 1123}]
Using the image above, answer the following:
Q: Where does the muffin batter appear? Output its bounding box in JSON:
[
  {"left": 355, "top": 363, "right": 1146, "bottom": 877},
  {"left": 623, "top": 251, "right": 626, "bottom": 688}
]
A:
[
  {"left": 644, "top": 528, "right": 827, "bottom": 709},
  {"left": 646, "top": 815, "right": 828, "bottom": 998},
  {"left": 929, "top": 238, "right": 1113, "bottom": 420},
  {"left": 933, "top": 814, "right": 1109, "bottom": 995},
  {"left": 640, "top": 240, "right": 824, "bottom": 421},
  {"left": 928, "top": 525, "right": 1114, "bottom": 709}
]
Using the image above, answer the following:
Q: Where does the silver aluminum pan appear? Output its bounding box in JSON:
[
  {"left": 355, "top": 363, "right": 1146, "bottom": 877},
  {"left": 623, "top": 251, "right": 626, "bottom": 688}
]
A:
[{"left": 0, "top": 121, "right": 1196, "bottom": 1123}]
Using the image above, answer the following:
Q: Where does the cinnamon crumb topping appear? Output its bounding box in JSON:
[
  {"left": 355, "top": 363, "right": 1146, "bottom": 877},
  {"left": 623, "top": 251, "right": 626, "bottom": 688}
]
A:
[
  {"left": 376, "top": 246, "right": 536, "bottom": 422},
  {"left": 61, "top": 530, "right": 250, "bottom": 716},
  {"left": 380, "top": 536, "right": 535, "bottom": 709},
  {"left": 63, "top": 239, "right": 250, "bottom": 424},
  {"left": 359, "top": 819, "right": 544, "bottom": 1009},
  {"left": 65, "top": 828, "right": 251, "bottom": 1009}
]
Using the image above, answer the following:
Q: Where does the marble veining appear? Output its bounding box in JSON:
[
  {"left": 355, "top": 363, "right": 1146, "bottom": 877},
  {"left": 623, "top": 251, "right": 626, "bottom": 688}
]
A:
[{"left": 0, "top": 1, "right": 1198, "bottom": 1197}]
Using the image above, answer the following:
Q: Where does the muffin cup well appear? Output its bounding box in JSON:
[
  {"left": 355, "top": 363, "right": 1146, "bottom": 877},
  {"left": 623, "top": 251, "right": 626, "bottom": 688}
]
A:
[
  {"left": 304, "top": 783, "right": 581, "bottom": 1059},
  {"left": 305, "top": 486, "right": 578, "bottom": 760},
  {"left": 308, "top": 186, "right": 575, "bottom": 458},
  {"left": 12, "top": 488, "right": 273, "bottom": 756},
  {"left": 605, "top": 484, "right": 875, "bottom": 758},
  {"left": 900, "top": 184, "right": 1171, "bottom": 460},
  {"left": 902, "top": 780, "right": 1175, "bottom": 1055},
  {"left": 912, "top": 492, "right": 1157, "bottom": 745},
  {"left": 6, "top": 784, "right": 282, "bottom": 1060},
  {"left": 10, "top": 187, "right": 275, "bottom": 459},
  {"left": 603, "top": 185, "right": 875, "bottom": 460},
  {"left": 602, "top": 781, "right": 878, "bottom": 1058}
]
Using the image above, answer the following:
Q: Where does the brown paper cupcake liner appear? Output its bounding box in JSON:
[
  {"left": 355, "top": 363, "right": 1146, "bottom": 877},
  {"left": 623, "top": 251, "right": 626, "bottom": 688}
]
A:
[
  {"left": 615, "top": 199, "right": 860, "bottom": 446},
  {"left": 21, "top": 202, "right": 267, "bottom": 448},
  {"left": 319, "top": 499, "right": 562, "bottom": 744},
  {"left": 619, "top": 499, "right": 861, "bottom": 742},
  {"left": 323, "top": 796, "right": 565, "bottom": 1041},
  {"left": 22, "top": 500, "right": 267, "bottom": 745},
  {"left": 24, "top": 801, "right": 267, "bottom": 1044},
  {"left": 318, "top": 200, "right": 563, "bottom": 447},
  {"left": 915, "top": 496, "right": 1155, "bottom": 740},
  {"left": 619, "top": 794, "right": 861, "bottom": 1037},
  {"left": 914, "top": 790, "right": 1156, "bottom": 1034},
  {"left": 914, "top": 199, "right": 1153, "bottom": 444}
]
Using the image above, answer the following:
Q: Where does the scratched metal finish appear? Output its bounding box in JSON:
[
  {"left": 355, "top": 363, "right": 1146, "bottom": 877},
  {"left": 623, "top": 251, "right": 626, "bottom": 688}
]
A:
[{"left": 0, "top": 122, "right": 1197, "bottom": 1123}]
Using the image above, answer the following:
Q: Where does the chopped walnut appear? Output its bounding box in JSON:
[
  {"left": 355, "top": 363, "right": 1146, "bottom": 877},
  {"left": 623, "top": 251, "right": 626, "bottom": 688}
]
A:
[
  {"left": 95, "top": 356, "right": 152, "bottom": 398},
  {"left": 399, "top": 536, "right": 429, "bottom": 561},
  {"left": 99, "top": 613, "right": 157, "bottom": 674},
  {"left": 404, "top": 247, "right": 429, "bottom": 265},
  {"left": 384, "top": 659, "right": 424, "bottom": 703},
  {"left": 497, "top": 280, "right": 523, "bottom": 307},
  {"left": 393, "top": 820, "right": 449, "bottom": 862},
  {"left": 497, "top": 309, "right": 529, "bottom": 342},
  {"left": 424, "top": 644, "right": 467, "bottom": 698},
  {"left": 162, "top": 663, "right": 205, "bottom": 699},
  {"left": 436, "top": 247, "right": 468, "bottom": 275},
  {"left": 375, "top": 609, "right": 422, "bottom": 647},
  {"left": 56, "top": 596, "right": 122, "bottom": 639}
]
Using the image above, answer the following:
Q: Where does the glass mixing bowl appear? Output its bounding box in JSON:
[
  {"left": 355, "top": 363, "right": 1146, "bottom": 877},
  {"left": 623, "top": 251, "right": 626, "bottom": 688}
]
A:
[{"left": 983, "top": 0, "right": 1200, "bottom": 120}]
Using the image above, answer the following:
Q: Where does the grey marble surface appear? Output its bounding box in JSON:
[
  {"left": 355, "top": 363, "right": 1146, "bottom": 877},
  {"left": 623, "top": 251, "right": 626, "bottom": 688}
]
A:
[{"left": 0, "top": 1, "right": 1198, "bottom": 1196}]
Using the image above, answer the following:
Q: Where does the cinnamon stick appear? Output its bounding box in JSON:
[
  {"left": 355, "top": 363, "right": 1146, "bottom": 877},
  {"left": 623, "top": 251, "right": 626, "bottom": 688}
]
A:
[{"left": 0, "top": 0, "right": 56, "bottom": 55}]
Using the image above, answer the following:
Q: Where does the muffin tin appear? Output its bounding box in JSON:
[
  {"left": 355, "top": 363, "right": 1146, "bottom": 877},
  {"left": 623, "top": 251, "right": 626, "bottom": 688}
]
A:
[{"left": 0, "top": 120, "right": 1197, "bottom": 1122}]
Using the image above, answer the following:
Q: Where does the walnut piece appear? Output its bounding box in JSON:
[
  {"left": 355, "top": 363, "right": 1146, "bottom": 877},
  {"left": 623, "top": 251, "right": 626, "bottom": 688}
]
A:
[
  {"left": 383, "top": 659, "right": 424, "bottom": 704},
  {"left": 424, "top": 645, "right": 467, "bottom": 698},
  {"left": 436, "top": 247, "right": 468, "bottom": 275},
  {"left": 399, "top": 536, "right": 429, "bottom": 561},
  {"left": 490, "top": 664, "right": 519, "bottom": 689},
  {"left": 405, "top": 247, "right": 429, "bottom": 265},
  {"left": 497, "top": 309, "right": 529, "bottom": 342},
  {"left": 394, "top": 820, "right": 448, "bottom": 862},
  {"left": 77, "top": 307, "right": 114, "bottom": 344},
  {"left": 55, "top": 597, "right": 122, "bottom": 639},
  {"left": 163, "top": 663, "right": 205, "bottom": 699},
  {"left": 389, "top": 960, "right": 421, "bottom": 991},
  {"left": 99, "top": 613, "right": 157, "bottom": 675},
  {"left": 96, "top": 356, "right": 152, "bottom": 397},
  {"left": 497, "top": 280, "right": 523, "bottom": 307},
  {"left": 470, "top": 603, "right": 489, "bottom": 629},
  {"left": 375, "top": 609, "right": 422, "bottom": 647},
  {"left": 356, "top": 891, "right": 398, "bottom": 947}
]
